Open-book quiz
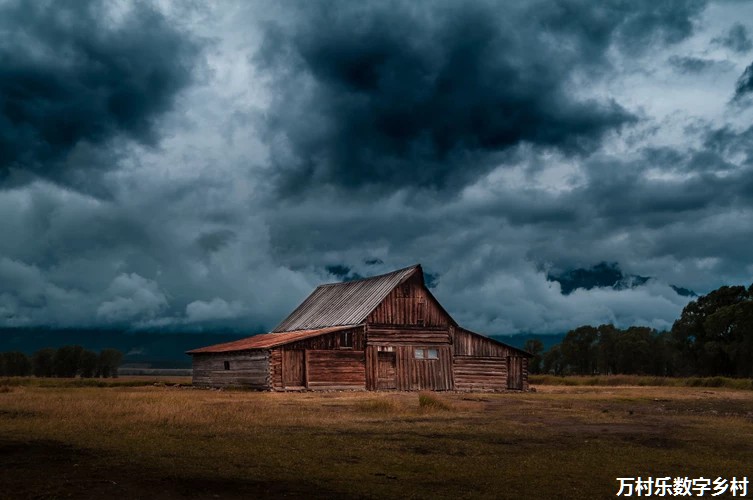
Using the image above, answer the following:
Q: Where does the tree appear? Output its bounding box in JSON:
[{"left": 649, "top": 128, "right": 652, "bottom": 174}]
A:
[
  {"left": 523, "top": 339, "right": 544, "bottom": 374},
  {"left": 53, "top": 345, "right": 84, "bottom": 378},
  {"left": 671, "top": 285, "right": 753, "bottom": 376},
  {"left": 542, "top": 344, "right": 564, "bottom": 375},
  {"left": 79, "top": 350, "right": 98, "bottom": 378},
  {"left": 32, "top": 348, "right": 56, "bottom": 377},
  {"left": 97, "top": 349, "right": 123, "bottom": 378},
  {"left": 561, "top": 326, "right": 599, "bottom": 374},
  {"left": 2, "top": 352, "right": 32, "bottom": 376}
]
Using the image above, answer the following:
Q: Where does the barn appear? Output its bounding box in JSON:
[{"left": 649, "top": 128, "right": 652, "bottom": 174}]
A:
[{"left": 187, "top": 264, "right": 531, "bottom": 391}]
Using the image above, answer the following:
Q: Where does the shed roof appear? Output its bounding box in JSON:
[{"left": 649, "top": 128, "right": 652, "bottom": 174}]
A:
[
  {"left": 457, "top": 327, "right": 533, "bottom": 357},
  {"left": 186, "top": 325, "right": 359, "bottom": 354},
  {"left": 272, "top": 264, "right": 421, "bottom": 332}
]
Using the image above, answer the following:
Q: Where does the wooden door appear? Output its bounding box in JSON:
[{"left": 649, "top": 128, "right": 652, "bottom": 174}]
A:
[
  {"left": 282, "top": 350, "right": 305, "bottom": 388},
  {"left": 377, "top": 351, "right": 397, "bottom": 389},
  {"left": 507, "top": 356, "right": 523, "bottom": 390}
]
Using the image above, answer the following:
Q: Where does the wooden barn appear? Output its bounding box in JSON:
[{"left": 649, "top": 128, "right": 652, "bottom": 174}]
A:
[{"left": 187, "top": 264, "right": 531, "bottom": 391}]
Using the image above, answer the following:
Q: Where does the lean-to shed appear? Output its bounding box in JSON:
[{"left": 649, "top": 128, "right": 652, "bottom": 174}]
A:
[{"left": 187, "top": 264, "right": 531, "bottom": 391}]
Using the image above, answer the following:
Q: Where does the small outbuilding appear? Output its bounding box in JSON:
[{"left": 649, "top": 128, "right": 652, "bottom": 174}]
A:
[{"left": 187, "top": 264, "right": 531, "bottom": 391}]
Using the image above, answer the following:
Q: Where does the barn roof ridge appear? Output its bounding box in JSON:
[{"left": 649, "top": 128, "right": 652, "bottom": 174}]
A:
[
  {"left": 315, "top": 263, "right": 421, "bottom": 288},
  {"left": 271, "top": 264, "right": 423, "bottom": 333}
]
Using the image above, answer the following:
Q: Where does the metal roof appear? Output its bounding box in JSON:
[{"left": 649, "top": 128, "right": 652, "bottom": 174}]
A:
[
  {"left": 186, "top": 325, "right": 359, "bottom": 354},
  {"left": 272, "top": 264, "right": 421, "bottom": 332}
]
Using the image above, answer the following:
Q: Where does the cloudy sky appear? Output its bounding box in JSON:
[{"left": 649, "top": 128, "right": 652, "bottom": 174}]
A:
[{"left": 2, "top": 0, "right": 753, "bottom": 336}]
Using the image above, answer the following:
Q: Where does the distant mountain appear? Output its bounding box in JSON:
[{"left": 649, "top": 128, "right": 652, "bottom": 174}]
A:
[
  {"left": 547, "top": 262, "right": 696, "bottom": 297},
  {"left": 0, "top": 328, "right": 250, "bottom": 368}
]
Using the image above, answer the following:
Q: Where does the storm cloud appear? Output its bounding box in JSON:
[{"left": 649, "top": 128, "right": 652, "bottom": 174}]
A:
[
  {"left": 257, "top": 1, "right": 712, "bottom": 193},
  {"left": 1, "top": 0, "right": 753, "bottom": 337},
  {"left": 0, "top": 0, "right": 198, "bottom": 183}
]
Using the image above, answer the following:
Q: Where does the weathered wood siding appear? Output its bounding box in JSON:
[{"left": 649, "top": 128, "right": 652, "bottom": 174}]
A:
[
  {"left": 454, "top": 328, "right": 512, "bottom": 357},
  {"left": 367, "top": 274, "right": 452, "bottom": 327},
  {"left": 367, "top": 326, "right": 450, "bottom": 345},
  {"left": 453, "top": 357, "right": 507, "bottom": 391},
  {"left": 306, "top": 350, "right": 366, "bottom": 389},
  {"left": 268, "top": 326, "right": 367, "bottom": 391},
  {"left": 281, "top": 326, "right": 366, "bottom": 351},
  {"left": 192, "top": 351, "right": 269, "bottom": 388},
  {"left": 452, "top": 329, "right": 529, "bottom": 391},
  {"left": 365, "top": 344, "right": 453, "bottom": 390}
]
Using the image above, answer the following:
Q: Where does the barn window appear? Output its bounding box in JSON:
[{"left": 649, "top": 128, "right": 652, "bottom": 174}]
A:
[
  {"left": 341, "top": 331, "right": 353, "bottom": 349},
  {"left": 414, "top": 348, "right": 439, "bottom": 360},
  {"left": 401, "top": 284, "right": 411, "bottom": 297},
  {"left": 223, "top": 361, "right": 230, "bottom": 370}
]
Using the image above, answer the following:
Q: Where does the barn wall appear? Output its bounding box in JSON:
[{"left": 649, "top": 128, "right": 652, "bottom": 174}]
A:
[
  {"left": 452, "top": 329, "right": 531, "bottom": 391},
  {"left": 454, "top": 328, "right": 512, "bottom": 357},
  {"left": 192, "top": 351, "right": 269, "bottom": 388},
  {"left": 306, "top": 350, "right": 366, "bottom": 389},
  {"left": 367, "top": 326, "right": 451, "bottom": 345},
  {"left": 366, "top": 344, "right": 453, "bottom": 390},
  {"left": 367, "top": 274, "right": 452, "bottom": 327},
  {"left": 453, "top": 357, "right": 507, "bottom": 391},
  {"left": 268, "top": 326, "right": 367, "bottom": 391},
  {"left": 280, "top": 326, "right": 365, "bottom": 351}
]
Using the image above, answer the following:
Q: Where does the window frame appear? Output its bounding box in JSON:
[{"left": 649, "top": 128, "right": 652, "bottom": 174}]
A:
[
  {"left": 223, "top": 360, "right": 230, "bottom": 370},
  {"left": 414, "top": 347, "right": 439, "bottom": 360},
  {"left": 340, "top": 331, "right": 353, "bottom": 349}
]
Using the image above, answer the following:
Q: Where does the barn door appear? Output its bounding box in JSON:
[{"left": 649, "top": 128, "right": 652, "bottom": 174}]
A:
[
  {"left": 282, "top": 350, "right": 305, "bottom": 388},
  {"left": 507, "top": 356, "right": 523, "bottom": 390},
  {"left": 377, "top": 351, "right": 397, "bottom": 390}
]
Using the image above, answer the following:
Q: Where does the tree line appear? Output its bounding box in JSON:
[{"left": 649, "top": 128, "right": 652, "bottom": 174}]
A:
[
  {"left": 525, "top": 283, "right": 753, "bottom": 378},
  {"left": 0, "top": 346, "right": 123, "bottom": 378}
]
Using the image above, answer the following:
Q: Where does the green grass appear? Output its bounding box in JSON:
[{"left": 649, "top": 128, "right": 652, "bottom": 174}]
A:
[{"left": 530, "top": 374, "right": 753, "bottom": 390}]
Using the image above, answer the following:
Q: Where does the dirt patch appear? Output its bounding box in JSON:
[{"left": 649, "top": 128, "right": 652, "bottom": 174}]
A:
[{"left": 0, "top": 439, "right": 355, "bottom": 500}]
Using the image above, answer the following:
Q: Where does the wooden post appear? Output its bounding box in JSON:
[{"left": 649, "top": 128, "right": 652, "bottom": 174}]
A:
[{"left": 304, "top": 349, "right": 309, "bottom": 389}]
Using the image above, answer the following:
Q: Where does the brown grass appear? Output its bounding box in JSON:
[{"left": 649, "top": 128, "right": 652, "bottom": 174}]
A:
[{"left": 1, "top": 379, "right": 752, "bottom": 499}]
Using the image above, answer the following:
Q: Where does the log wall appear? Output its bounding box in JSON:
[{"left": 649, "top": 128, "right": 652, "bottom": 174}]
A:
[
  {"left": 192, "top": 351, "right": 269, "bottom": 388},
  {"left": 453, "top": 356, "right": 507, "bottom": 391},
  {"left": 269, "top": 326, "right": 367, "bottom": 390},
  {"left": 306, "top": 350, "right": 366, "bottom": 389}
]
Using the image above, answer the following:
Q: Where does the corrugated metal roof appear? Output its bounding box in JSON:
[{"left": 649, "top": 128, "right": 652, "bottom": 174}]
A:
[
  {"left": 272, "top": 264, "right": 421, "bottom": 332},
  {"left": 186, "top": 325, "right": 359, "bottom": 354}
]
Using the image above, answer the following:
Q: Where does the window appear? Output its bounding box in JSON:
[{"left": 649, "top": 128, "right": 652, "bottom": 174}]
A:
[
  {"left": 414, "top": 348, "right": 439, "bottom": 360},
  {"left": 223, "top": 361, "right": 230, "bottom": 370},
  {"left": 341, "top": 331, "right": 353, "bottom": 349}
]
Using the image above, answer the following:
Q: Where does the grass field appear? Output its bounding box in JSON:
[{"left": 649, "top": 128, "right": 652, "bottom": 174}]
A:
[{"left": 1, "top": 378, "right": 752, "bottom": 499}]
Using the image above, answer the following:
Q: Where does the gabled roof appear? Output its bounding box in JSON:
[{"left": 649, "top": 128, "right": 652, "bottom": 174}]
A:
[
  {"left": 186, "top": 325, "right": 358, "bottom": 354},
  {"left": 272, "top": 264, "right": 421, "bottom": 332}
]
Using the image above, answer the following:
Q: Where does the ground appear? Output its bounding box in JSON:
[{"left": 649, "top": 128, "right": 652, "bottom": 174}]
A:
[{"left": 1, "top": 378, "right": 752, "bottom": 499}]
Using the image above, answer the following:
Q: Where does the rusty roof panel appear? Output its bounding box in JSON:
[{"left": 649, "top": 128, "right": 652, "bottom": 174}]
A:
[
  {"left": 186, "top": 325, "right": 359, "bottom": 354},
  {"left": 272, "top": 265, "right": 420, "bottom": 332}
]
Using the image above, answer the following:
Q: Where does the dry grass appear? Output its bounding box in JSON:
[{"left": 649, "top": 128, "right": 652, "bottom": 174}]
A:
[
  {"left": 530, "top": 374, "right": 753, "bottom": 390},
  {"left": 1, "top": 379, "right": 752, "bottom": 499}
]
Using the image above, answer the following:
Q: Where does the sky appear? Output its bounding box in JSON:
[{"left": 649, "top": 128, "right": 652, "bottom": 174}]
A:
[{"left": 2, "top": 0, "right": 753, "bottom": 336}]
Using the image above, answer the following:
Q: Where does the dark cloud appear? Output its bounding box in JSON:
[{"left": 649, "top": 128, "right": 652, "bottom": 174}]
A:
[
  {"left": 0, "top": 0, "right": 199, "bottom": 182},
  {"left": 256, "top": 1, "right": 713, "bottom": 194},
  {"left": 668, "top": 55, "right": 724, "bottom": 74},
  {"left": 713, "top": 23, "right": 752, "bottom": 53},
  {"left": 733, "top": 61, "right": 753, "bottom": 101}
]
